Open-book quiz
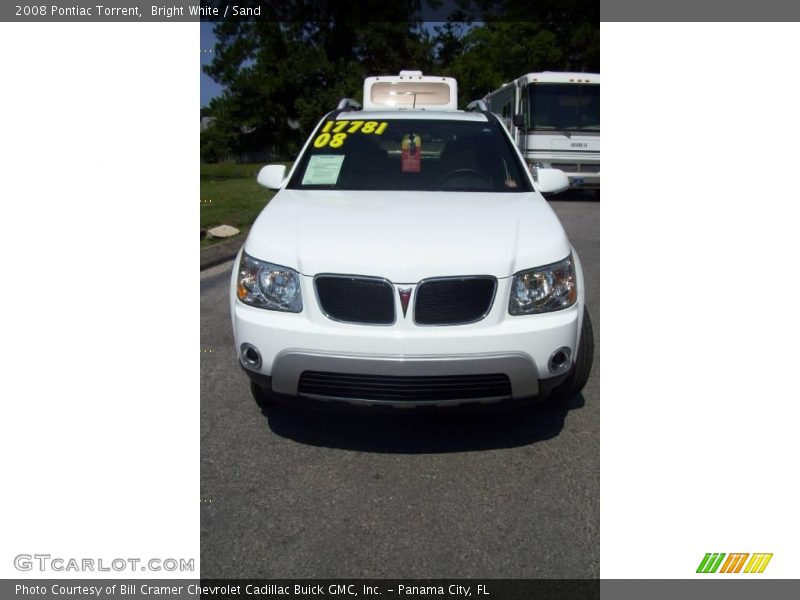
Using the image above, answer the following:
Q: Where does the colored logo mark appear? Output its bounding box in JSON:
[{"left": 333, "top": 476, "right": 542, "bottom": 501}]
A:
[
  {"left": 697, "top": 553, "right": 773, "bottom": 573},
  {"left": 398, "top": 288, "right": 412, "bottom": 317}
]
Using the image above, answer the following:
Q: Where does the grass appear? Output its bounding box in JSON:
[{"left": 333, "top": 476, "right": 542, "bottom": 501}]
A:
[{"left": 200, "top": 162, "right": 291, "bottom": 246}]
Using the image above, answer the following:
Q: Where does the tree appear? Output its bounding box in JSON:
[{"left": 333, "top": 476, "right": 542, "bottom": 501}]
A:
[
  {"left": 200, "top": 1, "right": 599, "bottom": 161},
  {"left": 435, "top": 1, "right": 599, "bottom": 104},
  {"left": 441, "top": 23, "right": 566, "bottom": 104},
  {"left": 202, "top": 2, "right": 434, "bottom": 161}
]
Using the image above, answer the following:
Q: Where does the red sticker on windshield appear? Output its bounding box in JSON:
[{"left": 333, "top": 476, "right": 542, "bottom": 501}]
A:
[{"left": 401, "top": 134, "right": 421, "bottom": 172}]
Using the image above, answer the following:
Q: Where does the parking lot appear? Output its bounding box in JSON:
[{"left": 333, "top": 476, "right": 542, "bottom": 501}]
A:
[{"left": 200, "top": 193, "right": 599, "bottom": 578}]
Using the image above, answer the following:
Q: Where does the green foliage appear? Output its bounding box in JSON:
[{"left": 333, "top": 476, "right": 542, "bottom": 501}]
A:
[
  {"left": 200, "top": 119, "right": 236, "bottom": 163},
  {"left": 201, "top": 2, "right": 599, "bottom": 160},
  {"left": 201, "top": 162, "right": 270, "bottom": 180},
  {"left": 200, "top": 163, "right": 280, "bottom": 239},
  {"left": 442, "top": 24, "right": 564, "bottom": 104}
]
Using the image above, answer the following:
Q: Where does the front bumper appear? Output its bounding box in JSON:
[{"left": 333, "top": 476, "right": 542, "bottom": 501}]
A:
[
  {"left": 264, "top": 349, "right": 565, "bottom": 406},
  {"left": 232, "top": 284, "right": 582, "bottom": 407},
  {"left": 231, "top": 246, "right": 585, "bottom": 407},
  {"left": 242, "top": 357, "right": 572, "bottom": 408},
  {"left": 528, "top": 154, "right": 600, "bottom": 189}
]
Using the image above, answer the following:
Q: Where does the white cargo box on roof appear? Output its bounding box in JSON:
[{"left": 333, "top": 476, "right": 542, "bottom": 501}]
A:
[{"left": 363, "top": 70, "right": 458, "bottom": 111}]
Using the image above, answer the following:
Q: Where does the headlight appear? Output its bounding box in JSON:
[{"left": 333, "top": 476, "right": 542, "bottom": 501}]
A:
[
  {"left": 509, "top": 255, "right": 577, "bottom": 315},
  {"left": 236, "top": 252, "right": 303, "bottom": 312}
]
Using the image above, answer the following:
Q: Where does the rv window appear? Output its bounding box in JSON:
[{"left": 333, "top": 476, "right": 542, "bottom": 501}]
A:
[
  {"left": 370, "top": 82, "right": 451, "bottom": 108},
  {"left": 528, "top": 83, "right": 599, "bottom": 132}
]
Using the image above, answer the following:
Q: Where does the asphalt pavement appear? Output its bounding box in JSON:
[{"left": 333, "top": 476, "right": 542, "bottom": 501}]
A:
[{"left": 200, "top": 192, "right": 600, "bottom": 578}]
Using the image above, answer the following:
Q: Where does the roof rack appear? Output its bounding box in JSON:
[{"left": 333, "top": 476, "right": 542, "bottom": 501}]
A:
[
  {"left": 466, "top": 99, "right": 488, "bottom": 112},
  {"left": 337, "top": 98, "right": 362, "bottom": 111}
]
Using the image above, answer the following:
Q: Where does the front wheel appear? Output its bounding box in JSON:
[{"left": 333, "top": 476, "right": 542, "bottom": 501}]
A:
[{"left": 550, "top": 307, "right": 594, "bottom": 403}]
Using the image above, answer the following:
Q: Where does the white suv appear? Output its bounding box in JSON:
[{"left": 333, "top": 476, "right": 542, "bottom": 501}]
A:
[{"left": 230, "top": 72, "right": 593, "bottom": 408}]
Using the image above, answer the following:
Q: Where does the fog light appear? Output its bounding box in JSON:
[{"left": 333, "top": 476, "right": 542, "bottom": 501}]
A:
[
  {"left": 548, "top": 347, "right": 572, "bottom": 374},
  {"left": 240, "top": 343, "right": 262, "bottom": 370}
]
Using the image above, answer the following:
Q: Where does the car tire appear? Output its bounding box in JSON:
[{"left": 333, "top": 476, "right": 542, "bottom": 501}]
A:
[
  {"left": 250, "top": 381, "right": 274, "bottom": 408},
  {"left": 550, "top": 306, "right": 594, "bottom": 403}
]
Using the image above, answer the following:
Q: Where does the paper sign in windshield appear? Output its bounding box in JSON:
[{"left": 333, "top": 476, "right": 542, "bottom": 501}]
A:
[
  {"left": 401, "top": 134, "right": 422, "bottom": 172},
  {"left": 302, "top": 155, "right": 345, "bottom": 185}
]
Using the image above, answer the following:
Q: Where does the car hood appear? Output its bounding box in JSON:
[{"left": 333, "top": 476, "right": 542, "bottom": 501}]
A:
[{"left": 243, "top": 189, "right": 571, "bottom": 282}]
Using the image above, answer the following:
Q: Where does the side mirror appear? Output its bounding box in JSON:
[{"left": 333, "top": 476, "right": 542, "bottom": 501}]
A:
[
  {"left": 256, "top": 164, "right": 287, "bottom": 190},
  {"left": 513, "top": 113, "right": 526, "bottom": 129},
  {"left": 536, "top": 168, "right": 570, "bottom": 194}
]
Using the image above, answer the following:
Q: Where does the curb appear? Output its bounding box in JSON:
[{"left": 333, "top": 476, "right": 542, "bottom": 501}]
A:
[{"left": 200, "top": 227, "right": 248, "bottom": 271}]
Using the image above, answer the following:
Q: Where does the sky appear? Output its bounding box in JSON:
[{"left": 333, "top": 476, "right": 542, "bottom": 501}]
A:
[{"left": 200, "top": 21, "right": 223, "bottom": 107}]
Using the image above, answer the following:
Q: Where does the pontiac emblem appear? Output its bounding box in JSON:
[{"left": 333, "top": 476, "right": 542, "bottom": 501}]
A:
[{"left": 398, "top": 288, "right": 412, "bottom": 317}]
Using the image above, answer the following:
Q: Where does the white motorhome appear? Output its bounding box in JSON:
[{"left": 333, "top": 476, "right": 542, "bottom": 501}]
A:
[{"left": 484, "top": 72, "right": 600, "bottom": 191}]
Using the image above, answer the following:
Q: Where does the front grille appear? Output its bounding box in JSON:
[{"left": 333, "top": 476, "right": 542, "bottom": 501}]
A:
[
  {"left": 315, "top": 275, "right": 395, "bottom": 324},
  {"left": 579, "top": 163, "right": 600, "bottom": 173},
  {"left": 298, "top": 371, "right": 512, "bottom": 402},
  {"left": 414, "top": 277, "right": 496, "bottom": 325}
]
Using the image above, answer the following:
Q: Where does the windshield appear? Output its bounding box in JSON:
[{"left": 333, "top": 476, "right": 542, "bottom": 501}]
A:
[
  {"left": 287, "top": 118, "right": 532, "bottom": 192},
  {"left": 528, "top": 83, "right": 599, "bottom": 133}
]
